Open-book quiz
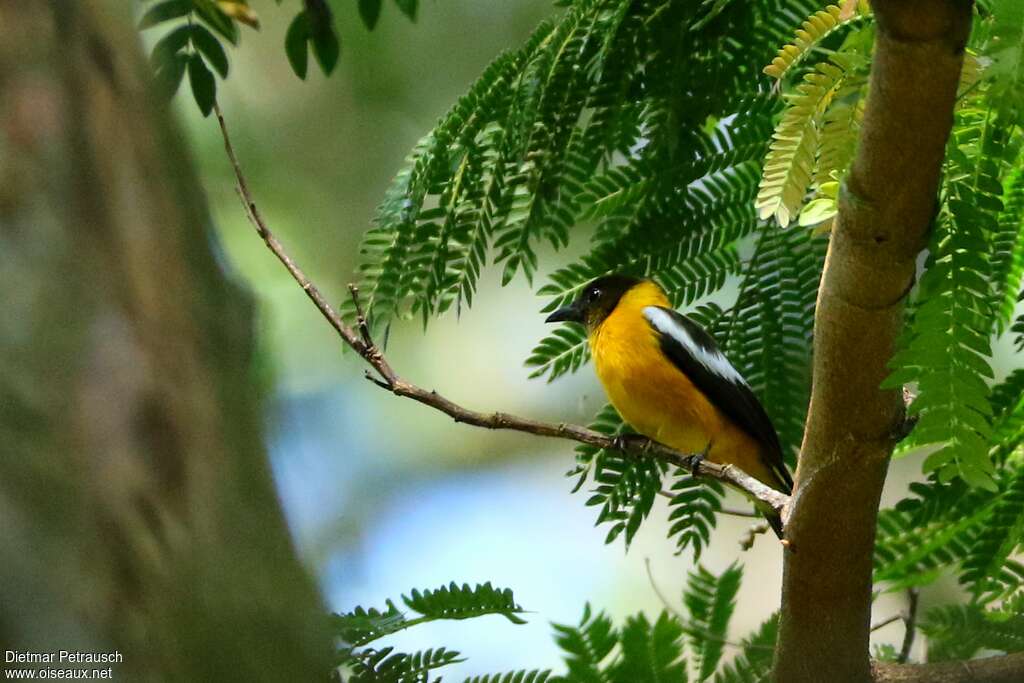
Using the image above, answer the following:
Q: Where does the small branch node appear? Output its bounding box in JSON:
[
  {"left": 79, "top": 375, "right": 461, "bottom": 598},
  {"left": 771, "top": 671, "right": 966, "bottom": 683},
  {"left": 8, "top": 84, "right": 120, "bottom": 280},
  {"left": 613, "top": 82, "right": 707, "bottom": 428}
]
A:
[
  {"left": 347, "top": 283, "right": 375, "bottom": 349},
  {"left": 363, "top": 370, "right": 390, "bottom": 390}
]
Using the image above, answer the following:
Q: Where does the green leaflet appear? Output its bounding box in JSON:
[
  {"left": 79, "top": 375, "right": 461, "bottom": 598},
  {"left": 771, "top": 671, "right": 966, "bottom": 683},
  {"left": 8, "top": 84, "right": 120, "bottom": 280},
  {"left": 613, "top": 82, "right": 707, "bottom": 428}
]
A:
[
  {"left": 668, "top": 475, "right": 725, "bottom": 560},
  {"left": 920, "top": 600, "right": 1024, "bottom": 663},
  {"left": 463, "top": 672, "right": 553, "bottom": 683},
  {"left": 762, "top": 2, "right": 872, "bottom": 82},
  {"left": 552, "top": 604, "right": 619, "bottom": 682},
  {"left": 348, "top": 647, "right": 464, "bottom": 683},
  {"left": 886, "top": 108, "right": 1008, "bottom": 491},
  {"left": 684, "top": 563, "right": 743, "bottom": 681},
  {"left": 335, "top": 582, "right": 528, "bottom": 680},
  {"left": 722, "top": 227, "right": 825, "bottom": 458},
  {"left": 713, "top": 613, "right": 778, "bottom": 683}
]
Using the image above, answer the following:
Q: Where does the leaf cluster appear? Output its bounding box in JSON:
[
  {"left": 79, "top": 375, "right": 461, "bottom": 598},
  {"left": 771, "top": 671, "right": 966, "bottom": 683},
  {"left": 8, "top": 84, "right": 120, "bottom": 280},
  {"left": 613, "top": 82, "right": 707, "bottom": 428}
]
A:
[
  {"left": 920, "top": 596, "right": 1024, "bottom": 663},
  {"left": 137, "top": 0, "right": 419, "bottom": 115},
  {"left": 334, "top": 582, "right": 531, "bottom": 682},
  {"left": 550, "top": 564, "right": 771, "bottom": 682},
  {"left": 331, "top": 568, "right": 775, "bottom": 682}
]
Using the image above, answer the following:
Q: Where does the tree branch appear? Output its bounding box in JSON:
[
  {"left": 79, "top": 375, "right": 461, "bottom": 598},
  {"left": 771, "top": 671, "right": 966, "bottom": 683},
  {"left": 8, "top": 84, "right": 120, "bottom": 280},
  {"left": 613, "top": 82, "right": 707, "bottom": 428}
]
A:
[
  {"left": 898, "top": 588, "right": 919, "bottom": 664},
  {"left": 871, "top": 614, "right": 903, "bottom": 633},
  {"left": 774, "top": 1, "right": 974, "bottom": 681},
  {"left": 211, "top": 103, "right": 790, "bottom": 518},
  {"left": 873, "top": 653, "right": 1024, "bottom": 683}
]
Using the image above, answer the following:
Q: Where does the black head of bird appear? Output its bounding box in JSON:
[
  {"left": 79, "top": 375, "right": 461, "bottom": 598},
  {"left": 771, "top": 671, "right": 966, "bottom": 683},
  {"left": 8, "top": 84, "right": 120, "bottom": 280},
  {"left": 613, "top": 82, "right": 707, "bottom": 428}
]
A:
[{"left": 544, "top": 274, "right": 641, "bottom": 332}]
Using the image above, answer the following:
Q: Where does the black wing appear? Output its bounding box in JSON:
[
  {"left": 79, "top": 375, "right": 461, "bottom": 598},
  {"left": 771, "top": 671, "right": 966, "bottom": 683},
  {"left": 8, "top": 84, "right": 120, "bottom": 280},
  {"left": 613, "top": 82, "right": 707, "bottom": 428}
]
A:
[{"left": 643, "top": 306, "right": 793, "bottom": 493}]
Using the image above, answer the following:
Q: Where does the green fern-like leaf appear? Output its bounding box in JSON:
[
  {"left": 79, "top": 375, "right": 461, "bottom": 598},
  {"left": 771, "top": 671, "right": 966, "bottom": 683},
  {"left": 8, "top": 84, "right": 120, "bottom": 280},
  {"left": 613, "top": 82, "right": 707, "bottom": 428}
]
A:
[
  {"left": 991, "top": 164, "right": 1024, "bottom": 332},
  {"left": 464, "top": 671, "right": 552, "bottom": 683},
  {"left": 568, "top": 403, "right": 665, "bottom": 548},
  {"left": 348, "top": 646, "right": 464, "bottom": 683},
  {"left": 334, "top": 599, "right": 406, "bottom": 647},
  {"left": 569, "top": 403, "right": 627, "bottom": 488},
  {"left": 920, "top": 602, "right": 1024, "bottom": 663},
  {"left": 590, "top": 447, "right": 665, "bottom": 547},
  {"left": 961, "top": 459, "right": 1024, "bottom": 600},
  {"left": 610, "top": 612, "right": 687, "bottom": 683},
  {"left": 991, "top": 369, "right": 1024, "bottom": 449},
  {"left": 334, "top": 581, "right": 527, "bottom": 656},
  {"left": 403, "top": 582, "right": 526, "bottom": 624},
  {"left": 552, "top": 604, "right": 619, "bottom": 682},
  {"left": 668, "top": 475, "right": 725, "bottom": 560},
  {"left": 684, "top": 562, "right": 743, "bottom": 681},
  {"left": 757, "top": 57, "right": 853, "bottom": 227},
  {"left": 762, "top": 2, "right": 871, "bottom": 81},
  {"left": 885, "top": 107, "right": 1008, "bottom": 490},
  {"left": 812, "top": 78, "right": 865, "bottom": 187},
  {"left": 138, "top": 0, "right": 255, "bottom": 114},
  {"left": 353, "top": 47, "right": 534, "bottom": 329},
  {"left": 352, "top": 0, "right": 820, "bottom": 335},
  {"left": 986, "top": 0, "right": 1024, "bottom": 114},
  {"left": 722, "top": 228, "right": 824, "bottom": 458},
  {"left": 712, "top": 612, "right": 777, "bottom": 683},
  {"left": 874, "top": 500, "right": 994, "bottom": 590},
  {"left": 526, "top": 324, "right": 590, "bottom": 383}
]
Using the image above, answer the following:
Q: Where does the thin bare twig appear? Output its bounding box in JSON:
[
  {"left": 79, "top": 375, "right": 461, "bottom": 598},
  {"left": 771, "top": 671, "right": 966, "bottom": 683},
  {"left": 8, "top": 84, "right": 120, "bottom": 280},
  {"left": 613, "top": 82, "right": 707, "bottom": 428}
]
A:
[
  {"left": 871, "top": 614, "right": 902, "bottom": 633},
  {"left": 211, "top": 101, "right": 792, "bottom": 521},
  {"left": 898, "top": 588, "right": 919, "bottom": 664},
  {"left": 722, "top": 507, "right": 760, "bottom": 518}
]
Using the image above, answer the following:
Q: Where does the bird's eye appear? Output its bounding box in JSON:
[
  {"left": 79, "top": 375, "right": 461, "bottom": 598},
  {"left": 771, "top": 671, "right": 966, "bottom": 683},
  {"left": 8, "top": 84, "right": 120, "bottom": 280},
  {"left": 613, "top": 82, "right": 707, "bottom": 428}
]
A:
[{"left": 587, "top": 287, "right": 601, "bottom": 302}]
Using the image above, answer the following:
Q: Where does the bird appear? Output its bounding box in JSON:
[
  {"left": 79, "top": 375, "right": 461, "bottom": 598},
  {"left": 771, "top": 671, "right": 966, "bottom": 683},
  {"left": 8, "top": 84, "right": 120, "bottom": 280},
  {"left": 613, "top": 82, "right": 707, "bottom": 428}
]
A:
[{"left": 545, "top": 274, "right": 793, "bottom": 538}]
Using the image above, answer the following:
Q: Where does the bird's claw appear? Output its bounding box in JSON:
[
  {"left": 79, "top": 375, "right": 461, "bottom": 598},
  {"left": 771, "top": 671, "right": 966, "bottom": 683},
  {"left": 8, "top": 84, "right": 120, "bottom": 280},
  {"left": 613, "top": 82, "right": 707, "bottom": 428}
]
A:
[
  {"left": 689, "top": 453, "right": 704, "bottom": 476},
  {"left": 612, "top": 434, "right": 641, "bottom": 453},
  {"left": 690, "top": 441, "right": 713, "bottom": 476}
]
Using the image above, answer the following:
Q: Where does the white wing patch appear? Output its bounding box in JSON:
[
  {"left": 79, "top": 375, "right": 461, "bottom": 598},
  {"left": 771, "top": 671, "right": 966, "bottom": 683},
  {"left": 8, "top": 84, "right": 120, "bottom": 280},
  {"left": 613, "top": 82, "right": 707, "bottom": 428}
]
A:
[{"left": 642, "top": 306, "right": 748, "bottom": 386}]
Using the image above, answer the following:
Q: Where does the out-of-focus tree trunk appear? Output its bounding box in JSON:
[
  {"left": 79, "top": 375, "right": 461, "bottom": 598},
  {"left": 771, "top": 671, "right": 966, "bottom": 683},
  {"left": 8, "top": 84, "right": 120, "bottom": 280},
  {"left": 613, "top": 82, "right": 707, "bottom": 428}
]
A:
[{"left": 0, "top": 2, "right": 333, "bottom": 680}]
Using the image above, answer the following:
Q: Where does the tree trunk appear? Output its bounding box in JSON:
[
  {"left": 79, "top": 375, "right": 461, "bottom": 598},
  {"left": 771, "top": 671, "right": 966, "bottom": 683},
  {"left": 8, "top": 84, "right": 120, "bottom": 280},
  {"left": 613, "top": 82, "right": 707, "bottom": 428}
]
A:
[
  {"left": 773, "top": 2, "right": 973, "bottom": 682},
  {"left": 0, "top": 2, "right": 333, "bottom": 679}
]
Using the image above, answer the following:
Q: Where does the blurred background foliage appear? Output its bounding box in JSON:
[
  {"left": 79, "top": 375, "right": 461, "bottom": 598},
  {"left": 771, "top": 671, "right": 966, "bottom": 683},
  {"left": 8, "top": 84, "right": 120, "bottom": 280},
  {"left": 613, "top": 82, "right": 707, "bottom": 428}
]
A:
[{"left": 142, "top": 0, "right": 1023, "bottom": 678}]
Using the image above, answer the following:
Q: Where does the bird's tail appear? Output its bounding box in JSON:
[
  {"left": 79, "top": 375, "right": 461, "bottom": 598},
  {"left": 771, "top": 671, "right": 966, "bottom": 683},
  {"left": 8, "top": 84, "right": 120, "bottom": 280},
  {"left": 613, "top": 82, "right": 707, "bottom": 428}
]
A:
[{"left": 764, "top": 507, "right": 785, "bottom": 540}]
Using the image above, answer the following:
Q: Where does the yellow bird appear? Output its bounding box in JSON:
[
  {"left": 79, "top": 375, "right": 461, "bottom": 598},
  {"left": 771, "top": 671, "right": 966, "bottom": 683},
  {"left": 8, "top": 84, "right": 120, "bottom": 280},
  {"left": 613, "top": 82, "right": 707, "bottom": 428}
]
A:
[{"left": 545, "top": 274, "right": 792, "bottom": 537}]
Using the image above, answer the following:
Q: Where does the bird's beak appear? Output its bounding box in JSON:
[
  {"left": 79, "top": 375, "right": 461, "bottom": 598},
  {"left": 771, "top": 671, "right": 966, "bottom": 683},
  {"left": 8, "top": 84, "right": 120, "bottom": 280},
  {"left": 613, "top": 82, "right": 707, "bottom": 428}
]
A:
[{"left": 545, "top": 302, "right": 583, "bottom": 324}]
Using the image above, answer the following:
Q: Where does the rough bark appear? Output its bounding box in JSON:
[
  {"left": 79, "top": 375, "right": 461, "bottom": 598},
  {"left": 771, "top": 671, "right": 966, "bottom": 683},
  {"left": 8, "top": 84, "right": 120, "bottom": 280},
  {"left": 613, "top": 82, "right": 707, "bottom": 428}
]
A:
[
  {"left": 773, "top": 1, "right": 974, "bottom": 682},
  {"left": 0, "top": 2, "right": 332, "bottom": 680},
  {"left": 874, "top": 653, "right": 1024, "bottom": 683}
]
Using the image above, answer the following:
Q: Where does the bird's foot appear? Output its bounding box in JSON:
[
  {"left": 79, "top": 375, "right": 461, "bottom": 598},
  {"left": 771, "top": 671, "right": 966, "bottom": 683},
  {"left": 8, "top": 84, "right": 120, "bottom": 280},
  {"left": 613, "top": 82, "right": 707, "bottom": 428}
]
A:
[
  {"left": 612, "top": 433, "right": 650, "bottom": 454},
  {"left": 689, "top": 441, "right": 713, "bottom": 476},
  {"left": 689, "top": 453, "right": 704, "bottom": 476}
]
